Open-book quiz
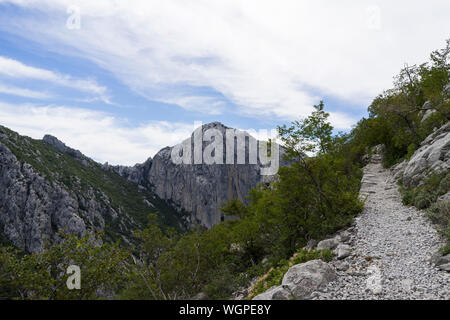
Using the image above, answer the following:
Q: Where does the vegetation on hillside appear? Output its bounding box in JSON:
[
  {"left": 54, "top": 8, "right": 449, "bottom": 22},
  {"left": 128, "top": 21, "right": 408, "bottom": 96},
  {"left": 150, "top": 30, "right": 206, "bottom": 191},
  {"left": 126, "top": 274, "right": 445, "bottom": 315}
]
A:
[
  {"left": 0, "top": 126, "right": 187, "bottom": 240},
  {"left": 401, "top": 172, "right": 450, "bottom": 253},
  {"left": 350, "top": 39, "right": 449, "bottom": 167}
]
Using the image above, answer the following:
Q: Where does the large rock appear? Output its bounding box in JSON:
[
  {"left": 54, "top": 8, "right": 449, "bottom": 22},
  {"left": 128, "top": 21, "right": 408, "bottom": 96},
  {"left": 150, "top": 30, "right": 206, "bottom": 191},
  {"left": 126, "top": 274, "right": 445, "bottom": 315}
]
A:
[
  {"left": 335, "top": 244, "right": 351, "bottom": 260},
  {"left": 394, "top": 122, "right": 450, "bottom": 187},
  {"left": 252, "top": 285, "right": 292, "bottom": 300},
  {"left": 142, "top": 122, "right": 285, "bottom": 228},
  {"left": 316, "top": 236, "right": 340, "bottom": 250},
  {"left": 281, "top": 259, "right": 337, "bottom": 299},
  {"left": 0, "top": 141, "right": 90, "bottom": 252},
  {"left": 252, "top": 259, "right": 336, "bottom": 300},
  {"left": 102, "top": 157, "right": 153, "bottom": 187},
  {"left": 43, "top": 134, "right": 92, "bottom": 165}
]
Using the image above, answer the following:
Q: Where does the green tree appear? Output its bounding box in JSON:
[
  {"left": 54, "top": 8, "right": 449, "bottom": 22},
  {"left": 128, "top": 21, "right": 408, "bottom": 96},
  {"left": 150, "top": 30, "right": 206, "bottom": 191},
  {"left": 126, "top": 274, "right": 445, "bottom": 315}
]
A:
[{"left": 0, "top": 233, "right": 129, "bottom": 300}]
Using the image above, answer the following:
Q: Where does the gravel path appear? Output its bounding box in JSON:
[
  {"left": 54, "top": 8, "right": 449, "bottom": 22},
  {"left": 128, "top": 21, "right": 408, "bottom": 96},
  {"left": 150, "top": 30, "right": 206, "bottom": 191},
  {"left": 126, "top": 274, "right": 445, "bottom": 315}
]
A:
[{"left": 316, "top": 153, "right": 449, "bottom": 300}]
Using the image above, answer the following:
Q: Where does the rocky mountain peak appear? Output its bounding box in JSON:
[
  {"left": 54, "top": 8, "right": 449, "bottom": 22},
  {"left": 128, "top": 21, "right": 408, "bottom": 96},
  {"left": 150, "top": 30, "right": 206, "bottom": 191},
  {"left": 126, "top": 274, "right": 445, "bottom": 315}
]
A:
[{"left": 42, "top": 134, "right": 90, "bottom": 164}]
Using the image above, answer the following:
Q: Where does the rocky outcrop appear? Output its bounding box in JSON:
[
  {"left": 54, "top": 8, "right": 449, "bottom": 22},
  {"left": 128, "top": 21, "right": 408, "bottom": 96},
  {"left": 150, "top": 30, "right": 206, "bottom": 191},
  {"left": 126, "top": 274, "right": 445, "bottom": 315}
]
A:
[
  {"left": 43, "top": 135, "right": 92, "bottom": 166},
  {"left": 113, "top": 122, "right": 286, "bottom": 228},
  {"left": 102, "top": 157, "right": 153, "bottom": 187},
  {"left": 0, "top": 141, "right": 97, "bottom": 252},
  {"left": 392, "top": 122, "right": 450, "bottom": 187},
  {"left": 252, "top": 260, "right": 337, "bottom": 300}
]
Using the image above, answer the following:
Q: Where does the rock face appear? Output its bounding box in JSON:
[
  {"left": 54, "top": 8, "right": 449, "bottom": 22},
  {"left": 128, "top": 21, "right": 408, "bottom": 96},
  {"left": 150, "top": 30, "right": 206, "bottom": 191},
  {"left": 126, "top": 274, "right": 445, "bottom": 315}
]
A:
[
  {"left": 252, "top": 260, "right": 337, "bottom": 300},
  {"left": 102, "top": 157, "right": 153, "bottom": 187},
  {"left": 0, "top": 126, "right": 184, "bottom": 253},
  {"left": 0, "top": 140, "right": 92, "bottom": 252},
  {"left": 0, "top": 121, "right": 282, "bottom": 251},
  {"left": 392, "top": 122, "right": 450, "bottom": 187},
  {"left": 114, "top": 122, "right": 285, "bottom": 228}
]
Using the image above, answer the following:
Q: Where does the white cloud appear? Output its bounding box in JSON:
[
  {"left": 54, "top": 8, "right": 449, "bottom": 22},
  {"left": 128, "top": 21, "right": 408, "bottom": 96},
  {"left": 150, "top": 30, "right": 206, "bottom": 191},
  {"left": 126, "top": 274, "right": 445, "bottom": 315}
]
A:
[
  {"left": 328, "top": 112, "right": 360, "bottom": 132},
  {"left": 0, "top": 56, "right": 111, "bottom": 103},
  {"left": 0, "top": 0, "right": 449, "bottom": 130},
  {"left": 158, "top": 96, "right": 226, "bottom": 115},
  {"left": 0, "top": 83, "right": 52, "bottom": 99},
  {"left": 0, "top": 101, "right": 194, "bottom": 165}
]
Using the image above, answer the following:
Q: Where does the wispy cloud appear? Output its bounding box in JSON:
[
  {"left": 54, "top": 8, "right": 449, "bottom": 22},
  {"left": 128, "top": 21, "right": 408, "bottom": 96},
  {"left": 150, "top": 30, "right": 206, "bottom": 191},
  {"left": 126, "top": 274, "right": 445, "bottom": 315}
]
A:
[
  {"left": 158, "top": 96, "right": 227, "bottom": 115},
  {"left": 0, "top": 83, "right": 52, "bottom": 99},
  {"left": 0, "top": 56, "right": 111, "bottom": 103}
]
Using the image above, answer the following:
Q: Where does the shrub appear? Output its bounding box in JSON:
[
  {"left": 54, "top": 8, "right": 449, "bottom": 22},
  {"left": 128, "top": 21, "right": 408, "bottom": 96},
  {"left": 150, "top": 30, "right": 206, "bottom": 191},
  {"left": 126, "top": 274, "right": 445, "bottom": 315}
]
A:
[
  {"left": 427, "top": 201, "right": 450, "bottom": 230},
  {"left": 426, "top": 201, "right": 450, "bottom": 254},
  {"left": 414, "top": 190, "right": 434, "bottom": 209}
]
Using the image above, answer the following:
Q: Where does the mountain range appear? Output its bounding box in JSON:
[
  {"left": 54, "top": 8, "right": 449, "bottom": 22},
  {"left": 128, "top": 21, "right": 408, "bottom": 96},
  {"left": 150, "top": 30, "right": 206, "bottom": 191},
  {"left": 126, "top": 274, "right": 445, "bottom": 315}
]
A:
[{"left": 0, "top": 122, "right": 281, "bottom": 252}]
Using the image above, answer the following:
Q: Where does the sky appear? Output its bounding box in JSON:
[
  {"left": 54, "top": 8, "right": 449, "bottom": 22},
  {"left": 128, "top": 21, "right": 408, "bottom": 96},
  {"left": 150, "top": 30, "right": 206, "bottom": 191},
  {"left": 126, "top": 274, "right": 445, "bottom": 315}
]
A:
[{"left": 0, "top": 0, "right": 449, "bottom": 165}]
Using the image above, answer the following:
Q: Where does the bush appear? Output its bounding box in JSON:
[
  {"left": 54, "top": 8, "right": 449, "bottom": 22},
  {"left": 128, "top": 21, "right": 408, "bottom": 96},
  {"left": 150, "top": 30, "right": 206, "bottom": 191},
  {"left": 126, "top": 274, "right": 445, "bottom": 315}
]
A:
[
  {"left": 401, "top": 172, "right": 449, "bottom": 209},
  {"left": 426, "top": 201, "right": 450, "bottom": 254},
  {"left": 427, "top": 201, "right": 450, "bottom": 230},
  {"left": 414, "top": 190, "right": 434, "bottom": 209}
]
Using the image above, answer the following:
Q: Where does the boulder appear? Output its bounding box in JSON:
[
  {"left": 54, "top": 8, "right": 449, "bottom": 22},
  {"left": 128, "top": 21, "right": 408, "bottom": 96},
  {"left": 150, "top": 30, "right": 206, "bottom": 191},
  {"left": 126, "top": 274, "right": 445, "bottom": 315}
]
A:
[
  {"left": 399, "top": 122, "right": 450, "bottom": 187},
  {"left": 335, "top": 244, "right": 351, "bottom": 260},
  {"left": 339, "top": 231, "right": 351, "bottom": 243},
  {"left": 252, "top": 285, "right": 292, "bottom": 300},
  {"left": 281, "top": 259, "right": 337, "bottom": 299},
  {"left": 317, "top": 237, "right": 340, "bottom": 250}
]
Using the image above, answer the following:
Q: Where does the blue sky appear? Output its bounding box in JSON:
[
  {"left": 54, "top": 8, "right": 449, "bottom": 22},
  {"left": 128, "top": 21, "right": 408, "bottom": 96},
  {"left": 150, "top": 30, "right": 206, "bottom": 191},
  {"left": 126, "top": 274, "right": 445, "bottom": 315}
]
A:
[{"left": 0, "top": 0, "right": 449, "bottom": 165}]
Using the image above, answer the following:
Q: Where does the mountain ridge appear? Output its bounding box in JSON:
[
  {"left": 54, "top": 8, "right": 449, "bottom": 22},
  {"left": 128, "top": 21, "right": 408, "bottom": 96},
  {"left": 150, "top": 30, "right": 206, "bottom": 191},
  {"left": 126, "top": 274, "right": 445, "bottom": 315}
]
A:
[{"left": 0, "top": 125, "right": 187, "bottom": 252}]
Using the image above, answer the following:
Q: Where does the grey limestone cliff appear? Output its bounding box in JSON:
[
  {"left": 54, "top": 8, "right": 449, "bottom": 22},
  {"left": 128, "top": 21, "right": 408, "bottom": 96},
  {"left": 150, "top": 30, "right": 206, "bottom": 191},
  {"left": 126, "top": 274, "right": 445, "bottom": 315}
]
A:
[{"left": 110, "top": 122, "right": 286, "bottom": 228}]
